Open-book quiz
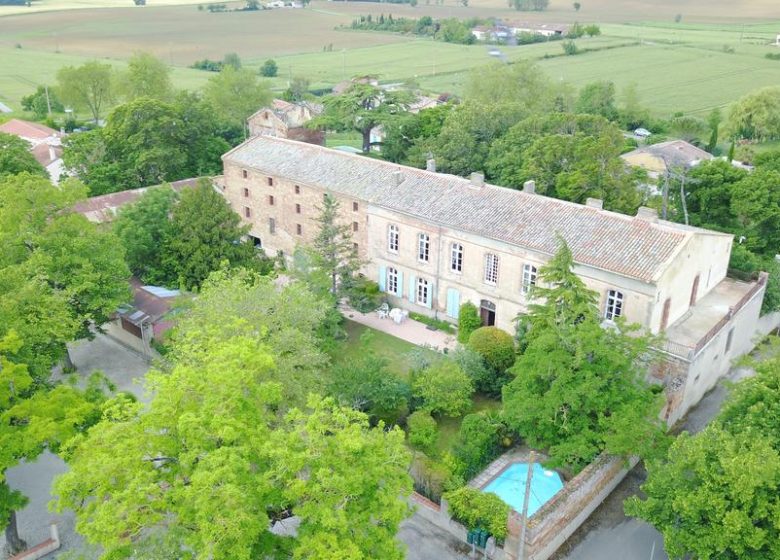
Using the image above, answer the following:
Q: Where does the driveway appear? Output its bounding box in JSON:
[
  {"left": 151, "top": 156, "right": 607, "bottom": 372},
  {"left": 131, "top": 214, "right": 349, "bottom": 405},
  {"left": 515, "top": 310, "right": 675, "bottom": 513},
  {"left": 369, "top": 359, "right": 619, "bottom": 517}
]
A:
[
  {"left": 399, "top": 515, "right": 473, "bottom": 560},
  {"left": 0, "top": 334, "right": 151, "bottom": 558}
]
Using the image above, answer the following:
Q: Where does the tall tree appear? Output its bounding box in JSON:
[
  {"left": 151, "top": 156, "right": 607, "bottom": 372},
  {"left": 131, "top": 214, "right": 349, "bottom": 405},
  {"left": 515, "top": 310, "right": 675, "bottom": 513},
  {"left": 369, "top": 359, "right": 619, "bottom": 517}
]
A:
[
  {"left": 727, "top": 86, "right": 780, "bottom": 141},
  {"left": 312, "top": 194, "right": 362, "bottom": 298},
  {"left": 312, "top": 83, "right": 412, "bottom": 153},
  {"left": 1, "top": 332, "right": 107, "bottom": 555},
  {"left": 118, "top": 52, "right": 173, "bottom": 101},
  {"left": 203, "top": 66, "right": 272, "bottom": 132},
  {"left": 575, "top": 81, "right": 618, "bottom": 120},
  {"left": 56, "top": 61, "right": 115, "bottom": 123},
  {"left": 163, "top": 179, "right": 257, "bottom": 290},
  {"left": 502, "top": 239, "right": 666, "bottom": 470},
  {"left": 0, "top": 133, "right": 46, "bottom": 178}
]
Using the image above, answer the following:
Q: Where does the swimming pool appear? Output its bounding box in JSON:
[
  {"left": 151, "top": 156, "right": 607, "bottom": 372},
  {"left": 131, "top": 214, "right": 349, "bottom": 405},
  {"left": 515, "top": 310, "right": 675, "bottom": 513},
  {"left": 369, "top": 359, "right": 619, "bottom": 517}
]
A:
[{"left": 482, "top": 463, "right": 564, "bottom": 517}]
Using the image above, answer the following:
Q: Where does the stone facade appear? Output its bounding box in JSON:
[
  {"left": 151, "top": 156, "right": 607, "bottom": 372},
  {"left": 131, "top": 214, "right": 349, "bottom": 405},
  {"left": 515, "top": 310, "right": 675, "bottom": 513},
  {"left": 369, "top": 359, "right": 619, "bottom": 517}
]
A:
[{"left": 246, "top": 100, "right": 324, "bottom": 145}]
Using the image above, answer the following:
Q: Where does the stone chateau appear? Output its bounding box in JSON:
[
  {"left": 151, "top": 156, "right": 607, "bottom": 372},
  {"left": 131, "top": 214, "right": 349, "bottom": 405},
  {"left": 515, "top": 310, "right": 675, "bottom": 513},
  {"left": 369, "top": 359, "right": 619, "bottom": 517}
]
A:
[{"left": 219, "top": 135, "right": 767, "bottom": 424}]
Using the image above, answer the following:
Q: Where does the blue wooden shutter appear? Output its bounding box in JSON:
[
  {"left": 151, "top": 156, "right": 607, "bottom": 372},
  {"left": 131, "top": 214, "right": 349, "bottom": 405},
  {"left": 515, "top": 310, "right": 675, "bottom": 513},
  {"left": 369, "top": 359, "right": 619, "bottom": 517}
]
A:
[
  {"left": 396, "top": 270, "right": 404, "bottom": 297},
  {"left": 425, "top": 281, "right": 434, "bottom": 309},
  {"left": 378, "top": 265, "right": 386, "bottom": 292},
  {"left": 408, "top": 274, "right": 416, "bottom": 302},
  {"left": 446, "top": 288, "right": 460, "bottom": 318}
]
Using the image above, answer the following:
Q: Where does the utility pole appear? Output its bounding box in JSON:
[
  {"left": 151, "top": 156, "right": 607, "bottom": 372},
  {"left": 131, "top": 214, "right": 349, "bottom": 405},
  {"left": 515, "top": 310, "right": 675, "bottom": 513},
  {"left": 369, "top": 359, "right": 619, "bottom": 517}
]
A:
[
  {"left": 44, "top": 84, "right": 52, "bottom": 116},
  {"left": 518, "top": 451, "right": 536, "bottom": 560}
]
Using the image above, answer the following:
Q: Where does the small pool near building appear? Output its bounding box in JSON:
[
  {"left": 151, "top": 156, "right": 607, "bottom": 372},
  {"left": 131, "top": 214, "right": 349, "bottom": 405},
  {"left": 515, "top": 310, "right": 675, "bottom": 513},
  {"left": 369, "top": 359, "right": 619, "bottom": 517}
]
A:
[{"left": 482, "top": 463, "right": 564, "bottom": 517}]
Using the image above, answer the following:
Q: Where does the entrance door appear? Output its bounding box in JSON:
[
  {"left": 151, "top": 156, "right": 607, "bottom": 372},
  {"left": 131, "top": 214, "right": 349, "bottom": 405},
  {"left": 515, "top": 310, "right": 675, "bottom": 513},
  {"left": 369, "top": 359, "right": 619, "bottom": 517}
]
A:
[
  {"left": 480, "top": 299, "right": 496, "bottom": 327},
  {"left": 660, "top": 298, "right": 671, "bottom": 331}
]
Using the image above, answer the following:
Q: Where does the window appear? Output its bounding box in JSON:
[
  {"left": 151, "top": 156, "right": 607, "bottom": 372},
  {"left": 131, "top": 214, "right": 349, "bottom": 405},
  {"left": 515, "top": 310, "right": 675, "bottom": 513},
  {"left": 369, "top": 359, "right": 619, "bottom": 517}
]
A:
[
  {"left": 387, "top": 267, "right": 398, "bottom": 294},
  {"left": 353, "top": 242, "right": 359, "bottom": 253},
  {"left": 416, "top": 277, "right": 429, "bottom": 306},
  {"left": 388, "top": 224, "right": 399, "bottom": 253},
  {"left": 268, "top": 195, "right": 275, "bottom": 206},
  {"left": 296, "top": 224, "right": 302, "bottom": 235},
  {"left": 323, "top": 193, "right": 328, "bottom": 201},
  {"left": 243, "top": 187, "right": 249, "bottom": 198},
  {"left": 521, "top": 264, "right": 537, "bottom": 294},
  {"left": 269, "top": 218, "right": 275, "bottom": 234},
  {"left": 353, "top": 201, "right": 359, "bottom": 212},
  {"left": 295, "top": 185, "right": 300, "bottom": 194},
  {"left": 295, "top": 203, "right": 301, "bottom": 214},
  {"left": 605, "top": 290, "right": 624, "bottom": 320},
  {"left": 450, "top": 243, "right": 463, "bottom": 273},
  {"left": 418, "top": 233, "right": 430, "bottom": 263},
  {"left": 242, "top": 169, "right": 248, "bottom": 179},
  {"left": 267, "top": 177, "right": 273, "bottom": 186},
  {"left": 244, "top": 207, "right": 251, "bottom": 218},
  {"left": 352, "top": 221, "right": 359, "bottom": 232},
  {"left": 725, "top": 328, "right": 734, "bottom": 353},
  {"left": 484, "top": 253, "right": 499, "bottom": 285}
]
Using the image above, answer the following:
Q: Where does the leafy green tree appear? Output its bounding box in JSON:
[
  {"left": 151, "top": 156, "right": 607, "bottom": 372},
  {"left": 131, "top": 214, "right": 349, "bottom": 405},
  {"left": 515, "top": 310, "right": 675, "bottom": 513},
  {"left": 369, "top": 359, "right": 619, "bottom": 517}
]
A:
[
  {"left": 618, "top": 82, "right": 649, "bottom": 129},
  {"left": 727, "top": 86, "right": 780, "bottom": 141},
  {"left": 669, "top": 114, "right": 708, "bottom": 143},
  {"left": 283, "top": 76, "right": 311, "bottom": 102},
  {"left": 457, "top": 302, "right": 482, "bottom": 343},
  {"left": 312, "top": 193, "right": 362, "bottom": 298},
  {"left": 113, "top": 185, "right": 177, "bottom": 282},
  {"left": 467, "top": 326, "right": 516, "bottom": 376},
  {"left": 204, "top": 66, "right": 272, "bottom": 130},
  {"left": 222, "top": 52, "right": 242, "bottom": 70},
  {"left": 56, "top": 61, "right": 115, "bottom": 123},
  {"left": 0, "top": 173, "right": 129, "bottom": 377},
  {"left": 1, "top": 332, "right": 108, "bottom": 555},
  {"left": 163, "top": 180, "right": 257, "bottom": 290},
  {"left": 731, "top": 168, "right": 780, "bottom": 257},
  {"left": 576, "top": 81, "right": 617, "bottom": 120},
  {"left": 259, "top": 58, "right": 278, "bottom": 77},
  {"left": 627, "top": 357, "right": 780, "bottom": 560},
  {"left": 706, "top": 107, "right": 722, "bottom": 153},
  {"left": 312, "top": 83, "right": 412, "bottom": 153},
  {"left": 408, "top": 410, "right": 438, "bottom": 451},
  {"left": 0, "top": 132, "right": 46, "bottom": 178},
  {"left": 452, "top": 411, "right": 505, "bottom": 479},
  {"left": 54, "top": 335, "right": 411, "bottom": 559},
  {"left": 684, "top": 159, "right": 747, "bottom": 230},
  {"left": 329, "top": 331, "right": 410, "bottom": 417},
  {"left": 503, "top": 239, "right": 666, "bottom": 470},
  {"left": 381, "top": 103, "right": 452, "bottom": 165},
  {"left": 21, "top": 85, "right": 64, "bottom": 119},
  {"left": 117, "top": 52, "right": 173, "bottom": 101},
  {"left": 451, "top": 346, "right": 493, "bottom": 395},
  {"left": 412, "top": 359, "right": 473, "bottom": 417}
]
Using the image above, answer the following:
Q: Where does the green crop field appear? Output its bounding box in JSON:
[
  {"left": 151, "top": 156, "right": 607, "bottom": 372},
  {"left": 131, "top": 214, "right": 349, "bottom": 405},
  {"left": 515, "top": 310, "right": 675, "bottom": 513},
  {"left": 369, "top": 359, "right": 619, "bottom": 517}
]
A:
[{"left": 0, "top": 0, "right": 778, "bottom": 116}]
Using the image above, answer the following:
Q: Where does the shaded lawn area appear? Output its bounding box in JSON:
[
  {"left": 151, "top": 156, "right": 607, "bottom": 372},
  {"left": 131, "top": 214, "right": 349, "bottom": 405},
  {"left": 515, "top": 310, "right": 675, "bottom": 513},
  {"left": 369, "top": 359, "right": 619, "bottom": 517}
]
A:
[
  {"left": 433, "top": 395, "right": 502, "bottom": 456},
  {"left": 329, "top": 319, "right": 435, "bottom": 378}
]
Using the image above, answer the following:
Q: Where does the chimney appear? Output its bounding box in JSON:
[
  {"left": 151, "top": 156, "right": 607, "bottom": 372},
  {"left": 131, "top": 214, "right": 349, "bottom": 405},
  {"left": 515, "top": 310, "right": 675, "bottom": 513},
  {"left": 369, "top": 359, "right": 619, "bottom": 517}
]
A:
[
  {"left": 426, "top": 158, "right": 436, "bottom": 173},
  {"left": 585, "top": 197, "right": 603, "bottom": 209},
  {"left": 48, "top": 146, "right": 56, "bottom": 163},
  {"left": 635, "top": 206, "right": 659, "bottom": 223},
  {"left": 392, "top": 170, "right": 404, "bottom": 186},
  {"left": 470, "top": 172, "right": 485, "bottom": 189},
  {"left": 522, "top": 180, "right": 535, "bottom": 194}
]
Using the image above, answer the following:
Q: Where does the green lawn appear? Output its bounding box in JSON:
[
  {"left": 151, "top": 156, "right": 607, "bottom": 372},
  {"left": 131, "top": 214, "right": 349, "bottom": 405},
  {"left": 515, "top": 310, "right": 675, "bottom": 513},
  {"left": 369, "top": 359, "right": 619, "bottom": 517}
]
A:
[{"left": 325, "top": 131, "right": 363, "bottom": 150}]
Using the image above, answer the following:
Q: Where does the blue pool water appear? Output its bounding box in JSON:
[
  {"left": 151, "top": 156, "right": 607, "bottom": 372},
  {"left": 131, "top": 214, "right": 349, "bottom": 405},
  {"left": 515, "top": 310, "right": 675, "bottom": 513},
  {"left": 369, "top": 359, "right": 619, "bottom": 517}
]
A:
[{"left": 482, "top": 463, "right": 564, "bottom": 517}]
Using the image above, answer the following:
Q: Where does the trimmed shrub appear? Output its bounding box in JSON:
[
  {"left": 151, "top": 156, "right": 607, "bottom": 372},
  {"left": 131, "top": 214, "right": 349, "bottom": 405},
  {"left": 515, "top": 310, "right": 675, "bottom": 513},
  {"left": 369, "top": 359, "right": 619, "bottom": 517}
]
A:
[
  {"left": 468, "top": 327, "right": 516, "bottom": 374},
  {"left": 412, "top": 360, "right": 473, "bottom": 417},
  {"left": 408, "top": 410, "right": 438, "bottom": 450},
  {"left": 457, "top": 302, "right": 481, "bottom": 343},
  {"left": 453, "top": 411, "right": 506, "bottom": 480},
  {"left": 444, "top": 487, "right": 510, "bottom": 540}
]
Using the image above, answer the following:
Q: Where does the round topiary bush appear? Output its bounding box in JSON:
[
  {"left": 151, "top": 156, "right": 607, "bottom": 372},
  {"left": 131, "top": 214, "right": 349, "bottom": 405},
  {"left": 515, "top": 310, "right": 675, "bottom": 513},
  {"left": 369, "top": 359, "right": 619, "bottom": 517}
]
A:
[{"left": 468, "top": 326, "right": 516, "bottom": 374}]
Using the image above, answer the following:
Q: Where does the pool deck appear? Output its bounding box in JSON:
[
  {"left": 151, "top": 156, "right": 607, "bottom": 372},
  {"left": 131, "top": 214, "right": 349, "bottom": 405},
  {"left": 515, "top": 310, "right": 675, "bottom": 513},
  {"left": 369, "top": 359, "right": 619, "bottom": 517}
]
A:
[{"left": 469, "top": 448, "right": 544, "bottom": 490}]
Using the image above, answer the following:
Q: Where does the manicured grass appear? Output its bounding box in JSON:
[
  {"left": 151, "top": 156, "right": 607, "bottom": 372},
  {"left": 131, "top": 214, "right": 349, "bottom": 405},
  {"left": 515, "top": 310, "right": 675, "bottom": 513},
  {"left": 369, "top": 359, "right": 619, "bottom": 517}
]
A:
[
  {"left": 329, "top": 319, "right": 435, "bottom": 378},
  {"left": 434, "top": 394, "right": 502, "bottom": 455},
  {"left": 325, "top": 131, "right": 363, "bottom": 150}
]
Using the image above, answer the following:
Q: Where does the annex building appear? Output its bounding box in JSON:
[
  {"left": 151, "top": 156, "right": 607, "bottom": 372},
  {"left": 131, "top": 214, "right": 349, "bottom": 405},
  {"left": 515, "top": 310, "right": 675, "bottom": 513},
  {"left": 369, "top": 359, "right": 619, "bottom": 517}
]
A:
[{"left": 220, "top": 135, "right": 767, "bottom": 425}]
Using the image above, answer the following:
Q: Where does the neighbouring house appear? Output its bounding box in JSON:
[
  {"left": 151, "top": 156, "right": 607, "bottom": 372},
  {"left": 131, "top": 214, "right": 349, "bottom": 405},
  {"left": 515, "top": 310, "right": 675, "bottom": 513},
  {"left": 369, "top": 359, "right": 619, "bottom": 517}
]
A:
[
  {"left": 331, "top": 75, "right": 379, "bottom": 95},
  {"left": 108, "top": 278, "right": 181, "bottom": 357},
  {"left": 72, "top": 178, "right": 200, "bottom": 223},
  {"left": 246, "top": 99, "right": 324, "bottom": 145},
  {"left": 471, "top": 24, "right": 512, "bottom": 42},
  {"left": 221, "top": 134, "right": 771, "bottom": 426},
  {"left": 506, "top": 21, "right": 569, "bottom": 37},
  {"left": 620, "top": 139, "right": 714, "bottom": 180},
  {"left": 0, "top": 118, "right": 64, "bottom": 183}
]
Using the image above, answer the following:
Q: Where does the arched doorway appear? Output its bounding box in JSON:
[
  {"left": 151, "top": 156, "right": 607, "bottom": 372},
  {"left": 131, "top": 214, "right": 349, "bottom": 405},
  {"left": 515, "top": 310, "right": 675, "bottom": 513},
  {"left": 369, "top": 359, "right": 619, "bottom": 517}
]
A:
[{"left": 480, "top": 299, "right": 496, "bottom": 327}]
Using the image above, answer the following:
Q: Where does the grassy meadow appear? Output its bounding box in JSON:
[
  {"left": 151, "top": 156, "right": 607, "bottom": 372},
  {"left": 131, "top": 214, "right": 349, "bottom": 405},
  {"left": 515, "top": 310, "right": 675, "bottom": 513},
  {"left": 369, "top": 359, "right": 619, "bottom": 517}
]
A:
[{"left": 0, "top": 0, "right": 778, "bottom": 116}]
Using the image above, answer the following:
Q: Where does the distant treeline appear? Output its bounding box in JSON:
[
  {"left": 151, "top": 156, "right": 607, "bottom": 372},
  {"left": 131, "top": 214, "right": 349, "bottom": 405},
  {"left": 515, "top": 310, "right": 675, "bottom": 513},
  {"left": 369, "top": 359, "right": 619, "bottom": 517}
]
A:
[{"left": 347, "top": 14, "right": 487, "bottom": 45}]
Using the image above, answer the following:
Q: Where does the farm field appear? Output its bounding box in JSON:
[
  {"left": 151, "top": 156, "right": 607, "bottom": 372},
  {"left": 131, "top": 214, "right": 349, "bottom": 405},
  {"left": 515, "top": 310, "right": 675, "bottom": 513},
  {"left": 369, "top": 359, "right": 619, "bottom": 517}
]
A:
[{"left": 0, "top": 0, "right": 778, "bottom": 116}]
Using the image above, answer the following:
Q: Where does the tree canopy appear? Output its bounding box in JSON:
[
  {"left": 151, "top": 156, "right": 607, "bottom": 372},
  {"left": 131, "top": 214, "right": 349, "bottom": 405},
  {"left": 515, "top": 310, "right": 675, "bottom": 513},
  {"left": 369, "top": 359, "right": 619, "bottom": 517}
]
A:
[
  {"left": 0, "top": 133, "right": 46, "bottom": 178},
  {"left": 117, "top": 52, "right": 174, "bottom": 101},
  {"left": 727, "top": 86, "right": 780, "bottom": 141},
  {"left": 203, "top": 66, "right": 272, "bottom": 130},
  {"left": 56, "top": 61, "right": 115, "bottom": 123},
  {"left": 502, "top": 239, "right": 666, "bottom": 470}
]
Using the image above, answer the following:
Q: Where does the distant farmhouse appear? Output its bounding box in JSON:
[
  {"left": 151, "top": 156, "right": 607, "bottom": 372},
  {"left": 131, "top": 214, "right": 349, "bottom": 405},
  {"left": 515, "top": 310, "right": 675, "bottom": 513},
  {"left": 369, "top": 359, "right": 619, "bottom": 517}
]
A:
[
  {"left": 472, "top": 21, "right": 569, "bottom": 42},
  {"left": 0, "top": 118, "right": 64, "bottom": 183},
  {"left": 621, "top": 140, "right": 714, "bottom": 179},
  {"left": 247, "top": 99, "right": 324, "bottom": 145}
]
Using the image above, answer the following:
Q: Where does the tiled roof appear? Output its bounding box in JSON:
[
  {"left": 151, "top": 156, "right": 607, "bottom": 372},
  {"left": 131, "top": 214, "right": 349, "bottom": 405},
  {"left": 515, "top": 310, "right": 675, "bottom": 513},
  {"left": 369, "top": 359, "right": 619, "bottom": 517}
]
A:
[
  {"left": 621, "top": 140, "right": 714, "bottom": 169},
  {"left": 0, "top": 118, "right": 58, "bottom": 141},
  {"left": 224, "top": 137, "right": 730, "bottom": 283}
]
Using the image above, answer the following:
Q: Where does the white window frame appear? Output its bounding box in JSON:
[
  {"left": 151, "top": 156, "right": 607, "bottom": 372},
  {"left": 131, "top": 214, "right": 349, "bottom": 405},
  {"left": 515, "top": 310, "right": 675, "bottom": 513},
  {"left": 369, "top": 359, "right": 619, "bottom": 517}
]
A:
[
  {"left": 418, "top": 233, "right": 430, "bottom": 263},
  {"left": 416, "top": 277, "right": 429, "bottom": 305},
  {"left": 450, "top": 243, "right": 463, "bottom": 273},
  {"left": 484, "top": 253, "right": 499, "bottom": 285},
  {"left": 521, "top": 264, "right": 537, "bottom": 294},
  {"left": 605, "top": 289, "right": 624, "bottom": 320},
  {"left": 388, "top": 224, "right": 399, "bottom": 253},
  {"left": 387, "top": 267, "right": 398, "bottom": 295}
]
